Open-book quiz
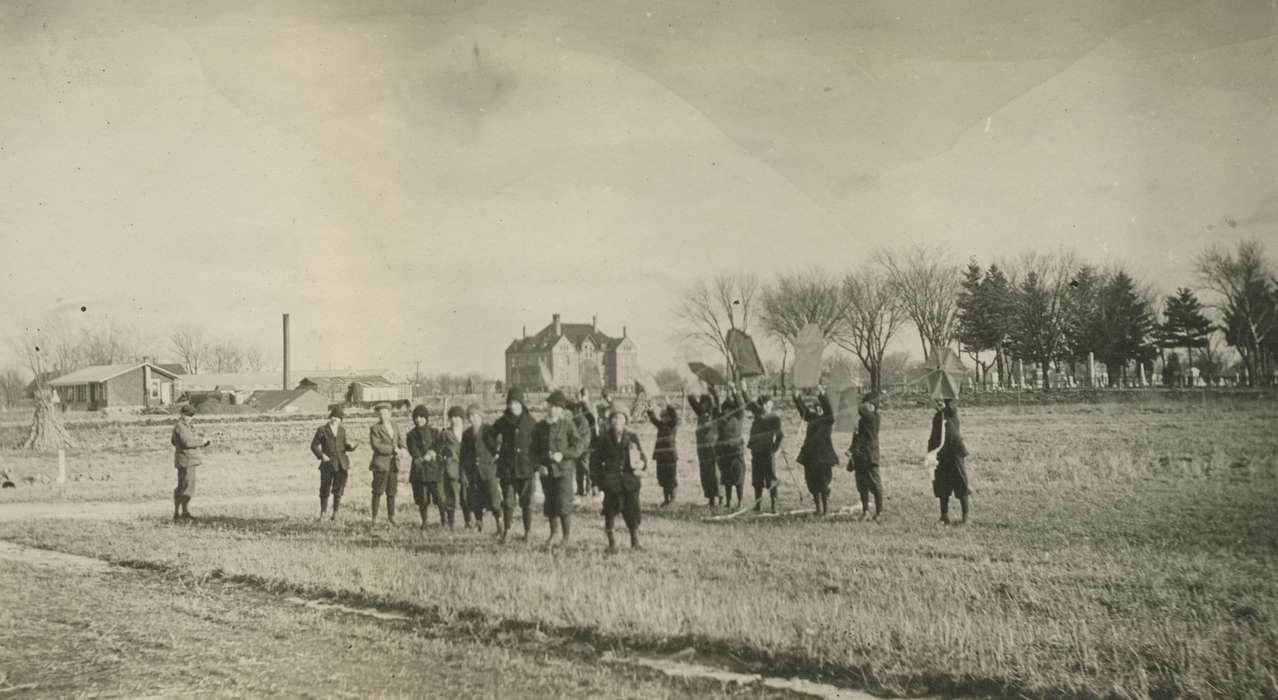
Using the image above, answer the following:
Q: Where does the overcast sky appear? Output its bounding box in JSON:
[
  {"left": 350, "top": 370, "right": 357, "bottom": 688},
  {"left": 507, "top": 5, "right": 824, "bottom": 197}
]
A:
[{"left": 1, "top": 0, "right": 1274, "bottom": 378}]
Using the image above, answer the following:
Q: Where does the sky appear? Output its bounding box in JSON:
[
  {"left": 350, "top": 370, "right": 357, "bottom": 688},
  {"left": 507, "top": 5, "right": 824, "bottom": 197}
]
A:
[{"left": 1, "top": 0, "right": 1274, "bottom": 378}]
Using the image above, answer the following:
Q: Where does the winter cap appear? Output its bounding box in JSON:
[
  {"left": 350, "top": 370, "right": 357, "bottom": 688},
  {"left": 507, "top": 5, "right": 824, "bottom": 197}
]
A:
[
  {"left": 328, "top": 405, "right": 345, "bottom": 419},
  {"left": 447, "top": 405, "right": 466, "bottom": 420},
  {"left": 411, "top": 405, "right": 430, "bottom": 421},
  {"left": 506, "top": 387, "right": 525, "bottom": 405},
  {"left": 546, "top": 390, "right": 569, "bottom": 408}
]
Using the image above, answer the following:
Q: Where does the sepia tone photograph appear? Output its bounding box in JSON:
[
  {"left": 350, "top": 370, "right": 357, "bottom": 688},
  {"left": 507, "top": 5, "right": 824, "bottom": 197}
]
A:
[{"left": 1, "top": 1, "right": 1276, "bottom": 698}]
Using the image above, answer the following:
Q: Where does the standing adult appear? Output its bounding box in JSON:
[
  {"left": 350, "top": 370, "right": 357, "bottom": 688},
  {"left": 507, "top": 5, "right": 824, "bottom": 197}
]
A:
[
  {"left": 929, "top": 399, "right": 970, "bottom": 524},
  {"left": 369, "top": 402, "right": 406, "bottom": 525},
  {"left": 170, "top": 405, "right": 210, "bottom": 522},
  {"left": 533, "top": 390, "right": 586, "bottom": 548},
  {"left": 491, "top": 387, "right": 538, "bottom": 542},
  {"left": 645, "top": 399, "right": 681, "bottom": 507},
  {"left": 794, "top": 388, "right": 837, "bottom": 516},
  {"left": 310, "top": 405, "right": 358, "bottom": 521}
]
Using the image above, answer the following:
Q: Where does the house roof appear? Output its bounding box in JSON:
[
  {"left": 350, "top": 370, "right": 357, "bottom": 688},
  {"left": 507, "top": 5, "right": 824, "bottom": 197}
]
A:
[
  {"left": 247, "top": 388, "right": 326, "bottom": 411},
  {"left": 300, "top": 373, "right": 389, "bottom": 386},
  {"left": 507, "top": 322, "right": 621, "bottom": 354},
  {"left": 49, "top": 362, "right": 179, "bottom": 386},
  {"left": 156, "top": 363, "right": 187, "bottom": 375}
]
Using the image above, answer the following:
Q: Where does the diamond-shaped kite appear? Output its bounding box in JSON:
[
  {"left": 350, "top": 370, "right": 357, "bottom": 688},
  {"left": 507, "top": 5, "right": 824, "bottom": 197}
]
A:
[{"left": 918, "top": 345, "right": 968, "bottom": 400}]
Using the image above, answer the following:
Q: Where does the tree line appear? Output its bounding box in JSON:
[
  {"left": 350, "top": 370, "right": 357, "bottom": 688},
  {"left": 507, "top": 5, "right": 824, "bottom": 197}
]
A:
[{"left": 676, "top": 239, "right": 1276, "bottom": 391}]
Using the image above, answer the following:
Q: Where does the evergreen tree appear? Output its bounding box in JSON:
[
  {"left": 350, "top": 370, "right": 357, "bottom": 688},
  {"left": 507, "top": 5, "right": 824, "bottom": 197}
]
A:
[
  {"left": 1062, "top": 265, "right": 1106, "bottom": 385},
  {"left": 982, "top": 264, "right": 1013, "bottom": 387},
  {"left": 1007, "top": 271, "right": 1065, "bottom": 389},
  {"left": 956, "top": 259, "right": 993, "bottom": 386},
  {"left": 1155, "top": 287, "right": 1213, "bottom": 369},
  {"left": 1097, "top": 270, "right": 1156, "bottom": 386}
]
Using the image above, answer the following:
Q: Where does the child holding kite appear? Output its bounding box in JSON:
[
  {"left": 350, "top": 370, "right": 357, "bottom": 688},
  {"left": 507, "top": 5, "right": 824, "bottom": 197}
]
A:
[
  {"left": 745, "top": 389, "right": 784, "bottom": 513},
  {"left": 688, "top": 391, "right": 721, "bottom": 508},
  {"left": 713, "top": 385, "right": 747, "bottom": 510},
  {"left": 645, "top": 399, "right": 680, "bottom": 506},
  {"left": 929, "top": 399, "right": 970, "bottom": 525},
  {"left": 794, "top": 387, "right": 837, "bottom": 516},
  {"left": 847, "top": 392, "right": 883, "bottom": 520}
]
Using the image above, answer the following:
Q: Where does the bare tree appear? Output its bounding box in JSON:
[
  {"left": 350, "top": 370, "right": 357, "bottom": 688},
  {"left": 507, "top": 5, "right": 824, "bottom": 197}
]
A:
[
  {"left": 210, "top": 341, "right": 244, "bottom": 373},
  {"left": 831, "top": 266, "right": 907, "bottom": 391},
  {"left": 674, "top": 272, "right": 760, "bottom": 386},
  {"left": 81, "top": 319, "right": 142, "bottom": 366},
  {"left": 1196, "top": 239, "right": 1275, "bottom": 386},
  {"left": 759, "top": 269, "right": 854, "bottom": 391},
  {"left": 171, "top": 326, "right": 209, "bottom": 374},
  {"left": 877, "top": 245, "right": 963, "bottom": 357},
  {"left": 1004, "top": 249, "right": 1079, "bottom": 389},
  {"left": 242, "top": 343, "right": 269, "bottom": 371}
]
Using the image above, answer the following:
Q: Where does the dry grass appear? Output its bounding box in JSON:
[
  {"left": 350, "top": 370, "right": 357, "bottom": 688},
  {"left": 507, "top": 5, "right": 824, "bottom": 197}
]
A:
[{"left": 2, "top": 399, "right": 1277, "bottom": 697}]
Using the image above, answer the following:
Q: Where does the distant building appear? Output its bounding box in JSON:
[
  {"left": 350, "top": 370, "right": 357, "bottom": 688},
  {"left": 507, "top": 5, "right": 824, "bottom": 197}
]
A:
[
  {"left": 246, "top": 388, "right": 332, "bottom": 414},
  {"left": 505, "top": 314, "right": 638, "bottom": 393},
  {"left": 297, "top": 371, "right": 395, "bottom": 403},
  {"left": 177, "top": 372, "right": 283, "bottom": 395},
  {"left": 49, "top": 362, "right": 179, "bottom": 411}
]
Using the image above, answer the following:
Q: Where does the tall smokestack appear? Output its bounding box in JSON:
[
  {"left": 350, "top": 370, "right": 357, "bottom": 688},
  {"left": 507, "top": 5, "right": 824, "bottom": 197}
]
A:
[{"left": 282, "top": 313, "right": 291, "bottom": 390}]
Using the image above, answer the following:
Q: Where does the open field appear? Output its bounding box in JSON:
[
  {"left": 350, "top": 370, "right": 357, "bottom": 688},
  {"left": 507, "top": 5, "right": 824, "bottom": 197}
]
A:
[{"left": 2, "top": 397, "right": 1277, "bottom": 697}]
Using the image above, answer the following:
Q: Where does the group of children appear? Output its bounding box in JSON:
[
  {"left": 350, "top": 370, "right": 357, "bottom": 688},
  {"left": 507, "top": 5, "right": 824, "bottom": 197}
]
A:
[{"left": 169, "top": 384, "right": 970, "bottom": 541}]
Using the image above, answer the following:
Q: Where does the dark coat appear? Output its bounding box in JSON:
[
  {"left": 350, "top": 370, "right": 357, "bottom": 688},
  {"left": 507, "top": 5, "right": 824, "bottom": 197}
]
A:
[
  {"left": 533, "top": 418, "right": 586, "bottom": 478},
  {"left": 688, "top": 394, "right": 718, "bottom": 455},
  {"left": 929, "top": 409, "right": 968, "bottom": 467},
  {"left": 590, "top": 428, "right": 643, "bottom": 494},
  {"left": 849, "top": 408, "right": 881, "bottom": 469},
  {"left": 460, "top": 424, "right": 499, "bottom": 482},
  {"left": 646, "top": 407, "right": 680, "bottom": 463},
  {"left": 171, "top": 419, "right": 208, "bottom": 469},
  {"left": 795, "top": 394, "right": 838, "bottom": 468},
  {"left": 368, "top": 422, "right": 406, "bottom": 472},
  {"left": 311, "top": 423, "right": 356, "bottom": 471},
  {"left": 492, "top": 409, "right": 539, "bottom": 481},
  {"left": 572, "top": 412, "right": 595, "bottom": 457},
  {"left": 407, "top": 424, "right": 438, "bottom": 481},
  {"left": 745, "top": 395, "right": 784, "bottom": 455},
  {"left": 434, "top": 426, "right": 464, "bottom": 482},
  {"left": 715, "top": 394, "right": 745, "bottom": 458}
]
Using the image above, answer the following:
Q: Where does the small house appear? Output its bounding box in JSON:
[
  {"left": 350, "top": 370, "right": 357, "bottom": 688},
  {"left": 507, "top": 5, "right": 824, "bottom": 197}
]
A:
[{"left": 48, "top": 362, "right": 179, "bottom": 411}]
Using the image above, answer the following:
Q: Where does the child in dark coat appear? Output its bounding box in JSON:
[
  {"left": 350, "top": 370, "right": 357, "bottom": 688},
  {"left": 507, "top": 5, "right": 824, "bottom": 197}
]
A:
[
  {"left": 929, "top": 399, "right": 970, "bottom": 524},
  {"left": 713, "top": 386, "right": 747, "bottom": 510},
  {"left": 847, "top": 392, "right": 883, "bottom": 520},
  {"left": 794, "top": 388, "right": 837, "bottom": 515},
  {"left": 590, "top": 409, "right": 649, "bottom": 553},
  {"left": 688, "top": 392, "right": 721, "bottom": 507},
  {"left": 645, "top": 400, "right": 681, "bottom": 506},
  {"left": 406, "top": 405, "right": 438, "bottom": 529},
  {"left": 745, "top": 390, "right": 784, "bottom": 513}
]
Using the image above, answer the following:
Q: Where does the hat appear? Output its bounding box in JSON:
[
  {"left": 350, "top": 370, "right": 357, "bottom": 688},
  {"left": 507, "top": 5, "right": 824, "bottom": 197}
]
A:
[
  {"left": 328, "top": 405, "right": 345, "bottom": 419},
  {"left": 546, "top": 390, "right": 569, "bottom": 408},
  {"left": 179, "top": 404, "right": 196, "bottom": 417},
  {"left": 447, "top": 405, "right": 465, "bottom": 420},
  {"left": 374, "top": 402, "right": 392, "bottom": 413},
  {"left": 506, "top": 387, "right": 525, "bottom": 405},
  {"left": 860, "top": 391, "right": 881, "bottom": 407},
  {"left": 466, "top": 403, "right": 483, "bottom": 417},
  {"left": 607, "top": 408, "right": 629, "bottom": 422},
  {"left": 411, "top": 405, "right": 430, "bottom": 421}
]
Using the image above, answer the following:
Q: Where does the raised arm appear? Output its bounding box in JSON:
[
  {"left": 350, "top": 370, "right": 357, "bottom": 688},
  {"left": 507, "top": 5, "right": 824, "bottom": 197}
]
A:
[
  {"left": 817, "top": 393, "right": 835, "bottom": 425},
  {"left": 793, "top": 393, "right": 810, "bottom": 421}
]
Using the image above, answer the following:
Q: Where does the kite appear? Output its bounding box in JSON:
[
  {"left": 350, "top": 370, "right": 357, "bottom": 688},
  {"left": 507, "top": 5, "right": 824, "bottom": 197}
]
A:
[
  {"left": 791, "top": 323, "right": 825, "bottom": 389},
  {"left": 918, "top": 344, "right": 968, "bottom": 400},
  {"left": 725, "top": 329, "right": 765, "bottom": 379},
  {"left": 687, "top": 362, "right": 729, "bottom": 388},
  {"left": 633, "top": 370, "right": 661, "bottom": 398},
  {"left": 832, "top": 385, "right": 861, "bottom": 433}
]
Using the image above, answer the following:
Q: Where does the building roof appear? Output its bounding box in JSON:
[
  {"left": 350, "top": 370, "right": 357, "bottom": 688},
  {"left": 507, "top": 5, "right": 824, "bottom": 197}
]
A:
[
  {"left": 156, "top": 363, "right": 187, "bottom": 375},
  {"left": 507, "top": 322, "right": 622, "bottom": 354},
  {"left": 300, "top": 373, "right": 390, "bottom": 386},
  {"left": 247, "top": 388, "right": 328, "bottom": 412},
  {"left": 49, "top": 362, "right": 179, "bottom": 386}
]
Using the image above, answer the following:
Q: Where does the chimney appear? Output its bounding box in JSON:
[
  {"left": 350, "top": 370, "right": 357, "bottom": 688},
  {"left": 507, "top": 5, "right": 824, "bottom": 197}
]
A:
[
  {"left": 522, "top": 326, "right": 527, "bottom": 338},
  {"left": 552, "top": 313, "right": 561, "bottom": 337},
  {"left": 623, "top": 325, "right": 628, "bottom": 338},
  {"left": 282, "top": 313, "right": 291, "bottom": 390},
  {"left": 592, "top": 315, "right": 598, "bottom": 332}
]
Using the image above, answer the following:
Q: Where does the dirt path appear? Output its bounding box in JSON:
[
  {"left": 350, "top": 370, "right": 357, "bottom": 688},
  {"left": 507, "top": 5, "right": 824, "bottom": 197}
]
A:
[{"left": 0, "top": 493, "right": 310, "bottom": 522}]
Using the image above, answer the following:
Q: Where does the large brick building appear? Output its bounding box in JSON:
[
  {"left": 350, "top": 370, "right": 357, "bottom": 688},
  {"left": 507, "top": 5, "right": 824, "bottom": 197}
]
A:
[{"left": 505, "top": 314, "right": 638, "bottom": 393}]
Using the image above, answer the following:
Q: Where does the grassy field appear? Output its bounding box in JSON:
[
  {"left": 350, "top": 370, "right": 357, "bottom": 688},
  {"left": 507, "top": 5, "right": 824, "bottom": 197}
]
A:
[{"left": 2, "top": 398, "right": 1277, "bottom": 697}]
